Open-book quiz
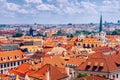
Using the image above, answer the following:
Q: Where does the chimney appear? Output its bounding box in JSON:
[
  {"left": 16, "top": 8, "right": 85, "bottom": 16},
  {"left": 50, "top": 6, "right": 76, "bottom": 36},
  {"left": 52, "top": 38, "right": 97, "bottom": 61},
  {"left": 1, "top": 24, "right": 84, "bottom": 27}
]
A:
[
  {"left": 50, "top": 54, "right": 53, "bottom": 59},
  {"left": 31, "top": 61, "right": 34, "bottom": 65},
  {"left": 65, "top": 67, "right": 69, "bottom": 76},
  {"left": 46, "top": 70, "right": 50, "bottom": 80}
]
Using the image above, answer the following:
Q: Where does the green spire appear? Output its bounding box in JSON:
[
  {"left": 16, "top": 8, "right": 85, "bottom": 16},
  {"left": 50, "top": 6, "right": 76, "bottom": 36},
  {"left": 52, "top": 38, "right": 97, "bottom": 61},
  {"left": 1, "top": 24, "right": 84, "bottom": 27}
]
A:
[{"left": 99, "top": 14, "right": 102, "bottom": 33}]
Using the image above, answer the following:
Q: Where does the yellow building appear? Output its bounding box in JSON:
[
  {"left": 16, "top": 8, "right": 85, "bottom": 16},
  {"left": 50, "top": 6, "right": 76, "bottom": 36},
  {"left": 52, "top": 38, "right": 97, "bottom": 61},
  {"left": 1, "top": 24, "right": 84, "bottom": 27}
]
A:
[
  {"left": 12, "top": 36, "right": 43, "bottom": 46},
  {"left": 20, "top": 45, "right": 43, "bottom": 53},
  {"left": 76, "top": 37, "right": 103, "bottom": 48}
]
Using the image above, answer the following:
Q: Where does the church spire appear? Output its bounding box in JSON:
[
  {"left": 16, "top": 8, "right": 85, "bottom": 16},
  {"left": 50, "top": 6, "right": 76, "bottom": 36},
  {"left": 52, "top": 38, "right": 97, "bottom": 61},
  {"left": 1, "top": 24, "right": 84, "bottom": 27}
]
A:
[{"left": 99, "top": 14, "right": 102, "bottom": 33}]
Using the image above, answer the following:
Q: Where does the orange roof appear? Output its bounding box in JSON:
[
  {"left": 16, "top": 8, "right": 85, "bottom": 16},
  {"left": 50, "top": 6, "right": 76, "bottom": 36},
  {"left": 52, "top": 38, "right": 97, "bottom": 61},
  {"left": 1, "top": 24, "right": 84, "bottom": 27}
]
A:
[
  {"left": 0, "top": 40, "right": 13, "bottom": 44},
  {"left": 0, "top": 50, "right": 29, "bottom": 64},
  {"left": 43, "top": 47, "right": 53, "bottom": 53},
  {"left": 92, "top": 46, "right": 112, "bottom": 53},
  {"left": 67, "top": 58, "right": 86, "bottom": 66},
  {"left": 29, "top": 64, "right": 68, "bottom": 80},
  {"left": 70, "top": 36, "right": 78, "bottom": 41},
  {"left": 8, "top": 62, "right": 42, "bottom": 78},
  {"left": 77, "top": 53, "right": 119, "bottom": 72},
  {"left": 43, "top": 41, "right": 57, "bottom": 47},
  {"left": 9, "top": 63, "right": 68, "bottom": 80},
  {"left": 0, "top": 74, "right": 10, "bottom": 80},
  {"left": 43, "top": 55, "right": 66, "bottom": 68}
]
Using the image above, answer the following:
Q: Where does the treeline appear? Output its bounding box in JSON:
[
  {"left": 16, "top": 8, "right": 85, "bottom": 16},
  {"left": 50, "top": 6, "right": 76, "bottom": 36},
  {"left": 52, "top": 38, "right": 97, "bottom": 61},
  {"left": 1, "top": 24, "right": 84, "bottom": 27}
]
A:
[
  {"left": 106, "top": 29, "right": 120, "bottom": 35},
  {"left": 52, "top": 30, "right": 96, "bottom": 38},
  {"left": 53, "top": 29, "right": 120, "bottom": 38}
]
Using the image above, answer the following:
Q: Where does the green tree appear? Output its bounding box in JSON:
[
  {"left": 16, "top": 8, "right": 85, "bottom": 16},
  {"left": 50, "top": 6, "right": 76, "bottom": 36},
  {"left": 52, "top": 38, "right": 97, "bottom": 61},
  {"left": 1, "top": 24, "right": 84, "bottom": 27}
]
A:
[
  {"left": 112, "top": 29, "right": 120, "bottom": 35},
  {"left": 13, "top": 32, "right": 23, "bottom": 37},
  {"left": 77, "top": 73, "right": 88, "bottom": 78}
]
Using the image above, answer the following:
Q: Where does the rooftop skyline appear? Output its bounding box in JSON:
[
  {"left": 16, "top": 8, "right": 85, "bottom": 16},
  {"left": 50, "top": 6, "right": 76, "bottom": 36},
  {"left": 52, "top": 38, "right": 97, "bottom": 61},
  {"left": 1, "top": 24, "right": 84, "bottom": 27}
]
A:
[{"left": 0, "top": 0, "right": 120, "bottom": 24}]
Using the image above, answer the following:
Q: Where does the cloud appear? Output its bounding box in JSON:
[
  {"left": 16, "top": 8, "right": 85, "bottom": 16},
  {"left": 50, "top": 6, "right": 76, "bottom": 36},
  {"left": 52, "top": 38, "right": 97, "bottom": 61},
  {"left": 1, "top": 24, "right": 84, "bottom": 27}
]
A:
[
  {"left": 6, "top": 3, "right": 20, "bottom": 11},
  {"left": 18, "top": 9, "right": 28, "bottom": 14},
  {"left": 100, "top": 0, "right": 120, "bottom": 13},
  {"left": 25, "top": 0, "right": 42, "bottom": 4},
  {"left": 80, "top": 1, "right": 98, "bottom": 14},
  {"left": 0, "top": 0, "right": 120, "bottom": 21},
  {"left": 36, "top": 4, "right": 57, "bottom": 11}
]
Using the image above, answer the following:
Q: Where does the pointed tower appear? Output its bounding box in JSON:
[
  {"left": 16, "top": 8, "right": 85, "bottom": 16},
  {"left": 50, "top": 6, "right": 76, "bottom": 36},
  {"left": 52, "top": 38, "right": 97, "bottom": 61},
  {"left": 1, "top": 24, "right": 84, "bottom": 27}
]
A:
[
  {"left": 29, "top": 27, "right": 34, "bottom": 36},
  {"left": 99, "top": 14, "right": 102, "bottom": 33}
]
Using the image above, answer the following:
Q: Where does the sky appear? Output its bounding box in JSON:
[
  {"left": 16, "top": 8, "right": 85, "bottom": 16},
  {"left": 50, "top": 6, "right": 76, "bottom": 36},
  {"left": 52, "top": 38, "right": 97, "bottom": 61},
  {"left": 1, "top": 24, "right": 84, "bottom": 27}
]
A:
[{"left": 0, "top": 0, "right": 120, "bottom": 24}]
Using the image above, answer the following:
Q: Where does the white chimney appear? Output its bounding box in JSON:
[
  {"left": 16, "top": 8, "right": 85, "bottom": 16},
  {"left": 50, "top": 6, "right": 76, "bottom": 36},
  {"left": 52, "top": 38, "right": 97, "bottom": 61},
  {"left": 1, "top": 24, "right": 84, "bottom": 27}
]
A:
[
  {"left": 65, "top": 67, "right": 69, "bottom": 76},
  {"left": 46, "top": 70, "right": 50, "bottom": 80}
]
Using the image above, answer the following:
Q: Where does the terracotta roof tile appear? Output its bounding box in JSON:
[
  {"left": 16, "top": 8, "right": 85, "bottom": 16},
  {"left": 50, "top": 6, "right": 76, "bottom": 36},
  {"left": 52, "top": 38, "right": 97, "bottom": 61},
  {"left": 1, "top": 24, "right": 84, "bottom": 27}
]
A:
[
  {"left": 77, "top": 53, "right": 119, "bottom": 72},
  {"left": 0, "top": 50, "right": 29, "bottom": 64}
]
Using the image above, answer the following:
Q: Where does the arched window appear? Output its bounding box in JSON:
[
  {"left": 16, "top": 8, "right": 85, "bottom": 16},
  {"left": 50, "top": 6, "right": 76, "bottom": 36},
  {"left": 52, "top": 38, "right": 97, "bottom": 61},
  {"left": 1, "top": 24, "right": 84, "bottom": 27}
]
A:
[
  {"left": 83, "top": 44, "right": 86, "bottom": 48},
  {"left": 116, "top": 74, "right": 118, "bottom": 78},
  {"left": 91, "top": 44, "right": 94, "bottom": 48},
  {"left": 87, "top": 44, "right": 90, "bottom": 48}
]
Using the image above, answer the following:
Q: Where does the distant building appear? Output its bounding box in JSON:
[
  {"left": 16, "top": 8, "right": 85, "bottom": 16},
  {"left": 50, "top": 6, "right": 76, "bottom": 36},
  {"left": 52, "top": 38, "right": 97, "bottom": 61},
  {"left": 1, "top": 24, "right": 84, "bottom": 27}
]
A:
[{"left": 0, "top": 44, "right": 19, "bottom": 51}]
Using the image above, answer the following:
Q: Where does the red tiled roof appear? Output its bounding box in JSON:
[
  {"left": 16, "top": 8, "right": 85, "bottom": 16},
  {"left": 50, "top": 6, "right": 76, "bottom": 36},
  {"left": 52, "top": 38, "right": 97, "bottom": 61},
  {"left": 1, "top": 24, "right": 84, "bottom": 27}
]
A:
[
  {"left": 43, "top": 55, "right": 66, "bottom": 68},
  {"left": 67, "top": 58, "right": 86, "bottom": 66},
  {"left": 0, "top": 50, "right": 29, "bottom": 64},
  {"left": 29, "top": 64, "right": 68, "bottom": 80},
  {"left": 0, "top": 74, "right": 10, "bottom": 80},
  {"left": 77, "top": 53, "right": 119, "bottom": 72}
]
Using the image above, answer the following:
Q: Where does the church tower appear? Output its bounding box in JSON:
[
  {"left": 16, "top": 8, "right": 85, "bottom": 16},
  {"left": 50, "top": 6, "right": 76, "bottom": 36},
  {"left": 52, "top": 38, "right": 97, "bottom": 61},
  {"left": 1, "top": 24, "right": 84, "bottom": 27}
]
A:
[
  {"left": 29, "top": 27, "right": 34, "bottom": 36},
  {"left": 99, "top": 14, "right": 102, "bottom": 33}
]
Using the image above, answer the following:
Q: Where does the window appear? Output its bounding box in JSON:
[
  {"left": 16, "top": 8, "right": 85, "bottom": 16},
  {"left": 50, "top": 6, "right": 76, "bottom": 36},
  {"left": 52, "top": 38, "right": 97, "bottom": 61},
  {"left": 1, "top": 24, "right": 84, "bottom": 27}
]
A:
[
  {"left": 11, "top": 62, "right": 13, "bottom": 66},
  {"left": 22, "top": 54, "right": 26, "bottom": 58},
  {"left": 1, "top": 57, "right": 6, "bottom": 61},
  {"left": 116, "top": 74, "right": 118, "bottom": 78},
  {"left": 113, "top": 75, "right": 115, "bottom": 78},
  {"left": 0, "top": 65, "right": 3, "bottom": 68},
  {"left": 4, "top": 64, "right": 6, "bottom": 68},
  {"left": 18, "top": 62, "right": 20, "bottom": 65},
  {"left": 15, "top": 56, "right": 19, "bottom": 59},
  {"left": 14, "top": 62, "right": 16, "bottom": 66},
  {"left": 1, "top": 70, "right": 3, "bottom": 74},
  {"left": 7, "top": 63, "right": 9, "bottom": 67},
  {"left": 8, "top": 56, "right": 12, "bottom": 60}
]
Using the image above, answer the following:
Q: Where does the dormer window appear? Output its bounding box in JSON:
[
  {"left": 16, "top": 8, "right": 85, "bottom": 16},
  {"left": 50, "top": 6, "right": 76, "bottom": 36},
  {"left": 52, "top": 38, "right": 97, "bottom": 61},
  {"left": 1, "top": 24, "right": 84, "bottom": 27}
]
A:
[
  {"left": 22, "top": 54, "right": 26, "bottom": 58},
  {"left": 15, "top": 56, "right": 19, "bottom": 59},
  {"left": 8, "top": 56, "right": 12, "bottom": 60},
  {"left": 1, "top": 57, "right": 6, "bottom": 61}
]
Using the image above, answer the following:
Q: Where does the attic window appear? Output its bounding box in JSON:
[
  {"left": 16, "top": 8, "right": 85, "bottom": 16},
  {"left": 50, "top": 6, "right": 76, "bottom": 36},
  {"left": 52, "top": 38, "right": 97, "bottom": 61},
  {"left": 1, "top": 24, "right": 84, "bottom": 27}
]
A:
[
  {"left": 22, "top": 54, "right": 26, "bottom": 58},
  {"left": 8, "top": 56, "right": 12, "bottom": 60},
  {"left": 1, "top": 57, "right": 6, "bottom": 61},
  {"left": 15, "top": 56, "right": 19, "bottom": 59}
]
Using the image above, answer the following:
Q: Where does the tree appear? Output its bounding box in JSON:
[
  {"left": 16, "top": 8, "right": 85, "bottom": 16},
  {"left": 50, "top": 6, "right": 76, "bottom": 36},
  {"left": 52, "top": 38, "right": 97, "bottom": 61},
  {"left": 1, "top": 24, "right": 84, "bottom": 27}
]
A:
[
  {"left": 13, "top": 32, "right": 23, "bottom": 37},
  {"left": 112, "top": 29, "right": 120, "bottom": 35},
  {"left": 77, "top": 73, "right": 88, "bottom": 78}
]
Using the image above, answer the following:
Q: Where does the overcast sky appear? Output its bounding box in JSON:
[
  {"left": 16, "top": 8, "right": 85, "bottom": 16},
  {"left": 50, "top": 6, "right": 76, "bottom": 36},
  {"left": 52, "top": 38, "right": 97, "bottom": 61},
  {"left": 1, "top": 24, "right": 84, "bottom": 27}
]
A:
[{"left": 0, "top": 0, "right": 120, "bottom": 24}]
